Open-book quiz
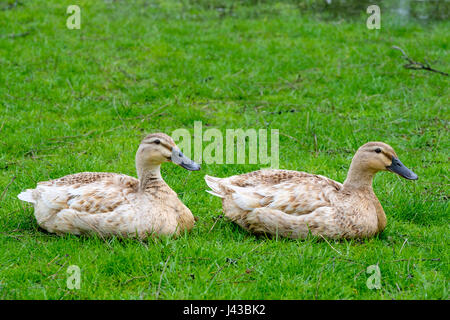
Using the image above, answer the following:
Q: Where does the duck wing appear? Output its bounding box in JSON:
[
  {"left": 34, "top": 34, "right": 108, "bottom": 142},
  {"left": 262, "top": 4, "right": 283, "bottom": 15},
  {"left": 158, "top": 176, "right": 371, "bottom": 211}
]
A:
[
  {"left": 19, "top": 172, "right": 139, "bottom": 214},
  {"left": 205, "top": 169, "right": 342, "bottom": 216}
]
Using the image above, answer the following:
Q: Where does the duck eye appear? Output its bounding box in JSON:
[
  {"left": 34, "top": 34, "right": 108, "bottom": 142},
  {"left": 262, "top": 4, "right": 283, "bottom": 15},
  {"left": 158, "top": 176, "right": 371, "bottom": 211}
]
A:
[
  {"left": 153, "top": 139, "right": 160, "bottom": 144},
  {"left": 375, "top": 148, "right": 381, "bottom": 153}
]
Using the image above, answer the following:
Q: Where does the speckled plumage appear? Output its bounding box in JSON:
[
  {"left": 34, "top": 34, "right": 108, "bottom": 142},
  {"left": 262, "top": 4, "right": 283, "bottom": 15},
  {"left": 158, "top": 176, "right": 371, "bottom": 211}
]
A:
[
  {"left": 18, "top": 133, "right": 199, "bottom": 239},
  {"left": 205, "top": 142, "right": 417, "bottom": 239}
]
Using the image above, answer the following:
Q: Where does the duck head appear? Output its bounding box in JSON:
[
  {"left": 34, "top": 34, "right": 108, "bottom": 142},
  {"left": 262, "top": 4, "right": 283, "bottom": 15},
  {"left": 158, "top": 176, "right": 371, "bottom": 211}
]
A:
[
  {"left": 344, "top": 142, "right": 417, "bottom": 189},
  {"left": 350, "top": 142, "right": 418, "bottom": 179},
  {"left": 136, "top": 133, "right": 200, "bottom": 180}
]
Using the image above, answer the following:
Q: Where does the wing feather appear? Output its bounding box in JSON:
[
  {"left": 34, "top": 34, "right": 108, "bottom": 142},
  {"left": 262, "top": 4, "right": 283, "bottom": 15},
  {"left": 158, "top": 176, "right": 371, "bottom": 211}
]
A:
[
  {"left": 207, "top": 169, "right": 342, "bottom": 216},
  {"left": 33, "top": 173, "right": 138, "bottom": 214}
]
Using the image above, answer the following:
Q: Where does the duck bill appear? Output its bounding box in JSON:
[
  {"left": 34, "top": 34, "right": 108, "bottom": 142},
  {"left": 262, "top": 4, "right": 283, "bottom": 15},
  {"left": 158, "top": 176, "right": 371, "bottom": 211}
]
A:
[
  {"left": 386, "top": 157, "right": 418, "bottom": 180},
  {"left": 171, "top": 148, "right": 201, "bottom": 171}
]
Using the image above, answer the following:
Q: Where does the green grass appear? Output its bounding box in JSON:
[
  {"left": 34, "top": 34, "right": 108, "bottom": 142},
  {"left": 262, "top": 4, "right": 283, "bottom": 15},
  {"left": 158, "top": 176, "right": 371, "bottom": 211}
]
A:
[{"left": 0, "top": 0, "right": 448, "bottom": 299}]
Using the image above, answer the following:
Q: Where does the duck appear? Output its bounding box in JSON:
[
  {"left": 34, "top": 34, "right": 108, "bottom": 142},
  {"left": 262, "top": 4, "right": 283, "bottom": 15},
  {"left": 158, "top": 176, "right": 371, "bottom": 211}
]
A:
[
  {"left": 204, "top": 142, "right": 418, "bottom": 239},
  {"left": 18, "top": 133, "right": 200, "bottom": 238}
]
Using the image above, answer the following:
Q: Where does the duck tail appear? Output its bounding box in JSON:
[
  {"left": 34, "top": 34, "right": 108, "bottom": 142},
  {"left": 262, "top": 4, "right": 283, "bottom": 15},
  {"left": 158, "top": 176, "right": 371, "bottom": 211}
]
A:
[
  {"left": 204, "top": 175, "right": 225, "bottom": 198},
  {"left": 17, "top": 189, "right": 36, "bottom": 204}
]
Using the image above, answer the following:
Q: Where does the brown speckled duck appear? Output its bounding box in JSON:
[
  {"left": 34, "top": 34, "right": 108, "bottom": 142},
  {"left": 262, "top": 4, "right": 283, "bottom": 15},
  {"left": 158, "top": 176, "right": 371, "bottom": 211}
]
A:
[
  {"left": 18, "top": 133, "right": 200, "bottom": 238},
  {"left": 205, "top": 142, "right": 418, "bottom": 239}
]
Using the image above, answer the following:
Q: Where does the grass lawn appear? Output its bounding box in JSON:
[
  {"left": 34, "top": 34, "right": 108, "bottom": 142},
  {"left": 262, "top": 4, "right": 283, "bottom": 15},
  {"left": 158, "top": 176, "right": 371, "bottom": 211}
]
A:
[{"left": 0, "top": 0, "right": 448, "bottom": 299}]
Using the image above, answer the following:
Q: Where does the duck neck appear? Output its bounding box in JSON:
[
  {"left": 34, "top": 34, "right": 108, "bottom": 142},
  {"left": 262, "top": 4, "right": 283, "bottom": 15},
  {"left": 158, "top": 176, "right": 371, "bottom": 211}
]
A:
[
  {"left": 343, "top": 162, "right": 376, "bottom": 191},
  {"left": 137, "top": 164, "right": 163, "bottom": 191},
  {"left": 343, "top": 160, "right": 387, "bottom": 233}
]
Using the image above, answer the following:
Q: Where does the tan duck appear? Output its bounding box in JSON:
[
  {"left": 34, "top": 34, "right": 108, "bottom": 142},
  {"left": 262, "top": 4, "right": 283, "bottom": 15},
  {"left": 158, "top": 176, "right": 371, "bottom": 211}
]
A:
[
  {"left": 205, "top": 142, "right": 418, "bottom": 239},
  {"left": 18, "top": 133, "right": 200, "bottom": 238}
]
